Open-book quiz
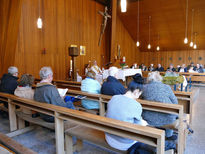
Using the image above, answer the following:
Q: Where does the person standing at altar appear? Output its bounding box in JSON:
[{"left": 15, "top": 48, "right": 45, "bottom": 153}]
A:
[
  {"left": 91, "top": 60, "right": 102, "bottom": 75},
  {"left": 101, "top": 67, "right": 126, "bottom": 96}
]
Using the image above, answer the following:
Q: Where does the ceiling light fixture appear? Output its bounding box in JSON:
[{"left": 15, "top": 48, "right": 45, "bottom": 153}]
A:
[
  {"left": 121, "top": 0, "right": 127, "bottom": 13},
  {"left": 37, "top": 0, "right": 43, "bottom": 29},
  {"left": 184, "top": 0, "right": 188, "bottom": 44},
  {"left": 156, "top": 34, "right": 160, "bottom": 51},
  {"left": 148, "top": 16, "right": 151, "bottom": 49},
  {"left": 193, "top": 32, "right": 197, "bottom": 49},
  {"left": 190, "top": 9, "right": 194, "bottom": 47},
  {"left": 136, "top": 0, "right": 140, "bottom": 47}
]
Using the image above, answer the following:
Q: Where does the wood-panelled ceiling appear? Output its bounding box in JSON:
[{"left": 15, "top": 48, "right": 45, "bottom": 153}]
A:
[{"left": 117, "top": 0, "right": 205, "bottom": 51}]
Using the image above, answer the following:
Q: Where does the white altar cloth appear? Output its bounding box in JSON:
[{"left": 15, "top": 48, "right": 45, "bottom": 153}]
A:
[{"left": 102, "top": 69, "right": 142, "bottom": 81}]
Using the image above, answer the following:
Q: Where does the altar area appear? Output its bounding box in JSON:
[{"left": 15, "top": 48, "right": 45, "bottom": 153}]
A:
[{"left": 95, "top": 68, "right": 142, "bottom": 84}]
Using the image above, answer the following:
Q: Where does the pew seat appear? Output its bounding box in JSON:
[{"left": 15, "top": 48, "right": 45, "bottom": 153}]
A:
[
  {"left": 16, "top": 111, "right": 76, "bottom": 130},
  {"left": 65, "top": 125, "right": 174, "bottom": 154}
]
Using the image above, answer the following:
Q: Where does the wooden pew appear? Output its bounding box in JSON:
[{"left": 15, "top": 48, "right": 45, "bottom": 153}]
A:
[
  {"left": 66, "top": 89, "right": 184, "bottom": 154},
  {"left": 0, "top": 92, "right": 166, "bottom": 154},
  {"left": 0, "top": 132, "right": 37, "bottom": 154},
  {"left": 174, "top": 88, "right": 199, "bottom": 129},
  {"left": 34, "top": 78, "right": 81, "bottom": 90}
]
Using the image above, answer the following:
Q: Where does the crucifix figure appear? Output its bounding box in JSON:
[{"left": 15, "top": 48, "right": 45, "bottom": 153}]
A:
[{"left": 98, "top": 6, "right": 111, "bottom": 46}]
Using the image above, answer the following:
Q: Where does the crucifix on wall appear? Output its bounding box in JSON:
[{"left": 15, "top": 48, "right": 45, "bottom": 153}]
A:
[{"left": 98, "top": 6, "right": 111, "bottom": 46}]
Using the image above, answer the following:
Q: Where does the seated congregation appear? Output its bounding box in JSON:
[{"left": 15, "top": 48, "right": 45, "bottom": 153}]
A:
[
  {"left": 134, "top": 62, "right": 204, "bottom": 73},
  {"left": 0, "top": 65, "right": 184, "bottom": 153}
]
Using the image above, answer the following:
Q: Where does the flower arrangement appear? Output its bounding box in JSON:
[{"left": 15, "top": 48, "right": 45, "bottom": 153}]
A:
[{"left": 119, "top": 57, "right": 126, "bottom": 69}]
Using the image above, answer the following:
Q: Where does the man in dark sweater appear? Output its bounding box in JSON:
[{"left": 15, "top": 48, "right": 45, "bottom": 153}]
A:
[
  {"left": 0, "top": 66, "right": 18, "bottom": 108},
  {"left": 155, "top": 64, "right": 164, "bottom": 72},
  {"left": 101, "top": 67, "right": 126, "bottom": 96}
]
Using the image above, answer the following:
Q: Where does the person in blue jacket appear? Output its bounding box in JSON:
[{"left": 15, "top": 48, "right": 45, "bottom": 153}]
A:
[
  {"left": 101, "top": 67, "right": 126, "bottom": 96},
  {"left": 81, "top": 71, "right": 101, "bottom": 109}
]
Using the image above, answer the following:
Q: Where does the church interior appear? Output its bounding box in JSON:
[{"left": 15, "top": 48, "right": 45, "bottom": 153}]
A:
[{"left": 0, "top": 0, "right": 205, "bottom": 153}]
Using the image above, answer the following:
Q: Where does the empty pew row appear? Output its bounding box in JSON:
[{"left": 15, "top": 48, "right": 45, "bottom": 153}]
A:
[
  {"left": 66, "top": 89, "right": 185, "bottom": 154},
  {"left": 0, "top": 92, "right": 170, "bottom": 154}
]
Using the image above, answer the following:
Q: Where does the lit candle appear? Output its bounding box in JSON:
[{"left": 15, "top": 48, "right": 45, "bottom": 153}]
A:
[{"left": 70, "top": 60, "right": 72, "bottom": 71}]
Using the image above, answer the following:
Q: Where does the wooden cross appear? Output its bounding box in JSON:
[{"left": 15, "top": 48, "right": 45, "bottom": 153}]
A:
[{"left": 98, "top": 7, "right": 111, "bottom": 46}]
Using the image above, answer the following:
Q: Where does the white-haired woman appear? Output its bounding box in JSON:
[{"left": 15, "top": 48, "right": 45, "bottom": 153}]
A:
[
  {"left": 142, "top": 71, "right": 178, "bottom": 137},
  {"left": 34, "top": 67, "right": 75, "bottom": 122},
  {"left": 0, "top": 66, "right": 19, "bottom": 108}
]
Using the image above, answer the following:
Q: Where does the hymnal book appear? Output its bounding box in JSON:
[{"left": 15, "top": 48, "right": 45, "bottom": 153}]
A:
[{"left": 57, "top": 88, "right": 68, "bottom": 97}]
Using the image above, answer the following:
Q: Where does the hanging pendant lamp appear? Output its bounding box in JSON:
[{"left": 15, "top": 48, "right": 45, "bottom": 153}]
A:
[
  {"left": 190, "top": 9, "right": 194, "bottom": 47},
  {"left": 121, "top": 0, "right": 127, "bottom": 13},
  {"left": 156, "top": 34, "right": 160, "bottom": 51},
  {"left": 136, "top": 0, "right": 140, "bottom": 47},
  {"left": 148, "top": 16, "right": 151, "bottom": 49},
  {"left": 184, "top": 0, "right": 188, "bottom": 44},
  {"left": 193, "top": 33, "right": 197, "bottom": 49},
  {"left": 37, "top": 0, "right": 43, "bottom": 29}
]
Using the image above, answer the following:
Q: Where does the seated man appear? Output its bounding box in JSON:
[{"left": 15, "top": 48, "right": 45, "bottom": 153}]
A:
[
  {"left": 34, "top": 67, "right": 75, "bottom": 122},
  {"left": 101, "top": 67, "right": 126, "bottom": 96},
  {"left": 0, "top": 66, "right": 18, "bottom": 108},
  {"left": 155, "top": 64, "right": 164, "bottom": 72},
  {"left": 167, "top": 64, "right": 176, "bottom": 72}
]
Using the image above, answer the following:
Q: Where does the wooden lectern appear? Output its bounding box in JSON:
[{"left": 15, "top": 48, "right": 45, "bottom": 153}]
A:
[{"left": 69, "top": 47, "right": 79, "bottom": 81}]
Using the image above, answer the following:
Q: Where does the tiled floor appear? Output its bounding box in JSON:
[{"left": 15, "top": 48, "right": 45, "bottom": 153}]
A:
[{"left": 0, "top": 87, "right": 204, "bottom": 154}]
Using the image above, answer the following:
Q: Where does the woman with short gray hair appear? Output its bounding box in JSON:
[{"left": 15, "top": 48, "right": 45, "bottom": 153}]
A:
[
  {"left": 142, "top": 71, "right": 178, "bottom": 137},
  {"left": 34, "top": 66, "right": 75, "bottom": 122}
]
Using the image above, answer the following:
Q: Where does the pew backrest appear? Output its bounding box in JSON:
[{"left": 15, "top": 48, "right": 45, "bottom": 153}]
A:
[{"left": 0, "top": 92, "right": 166, "bottom": 154}]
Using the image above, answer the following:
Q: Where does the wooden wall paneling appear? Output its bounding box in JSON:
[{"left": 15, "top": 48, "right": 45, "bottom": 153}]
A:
[
  {"left": 0, "top": 0, "right": 23, "bottom": 76},
  {"left": 0, "top": 0, "right": 10, "bottom": 70},
  {"left": 138, "top": 50, "right": 205, "bottom": 69},
  {"left": 110, "top": 0, "right": 117, "bottom": 63},
  {"left": 11, "top": 0, "right": 139, "bottom": 80}
]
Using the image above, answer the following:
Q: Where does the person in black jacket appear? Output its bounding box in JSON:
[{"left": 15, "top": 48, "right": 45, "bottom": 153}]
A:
[
  {"left": 167, "top": 64, "right": 176, "bottom": 72},
  {"left": 0, "top": 66, "right": 19, "bottom": 108},
  {"left": 155, "top": 64, "right": 164, "bottom": 72},
  {"left": 101, "top": 67, "right": 126, "bottom": 96}
]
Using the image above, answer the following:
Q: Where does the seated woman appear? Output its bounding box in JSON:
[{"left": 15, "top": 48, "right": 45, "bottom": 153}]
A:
[
  {"left": 142, "top": 71, "right": 178, "bottom": 136},
  {"left": 81, "top": 71, "right": 101, "bottom": 109},
  {"left": 105, "top": 83, "right": 147, "bottom": 151},
  {"left": 34, "top": 67, "right": 75, "bottom": 122},
  {"left": 14, "top": 74, "right": 34, "bottom": 114},
  {"left": 128, "top": 73, "right": 144, "bottom": 89}
]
